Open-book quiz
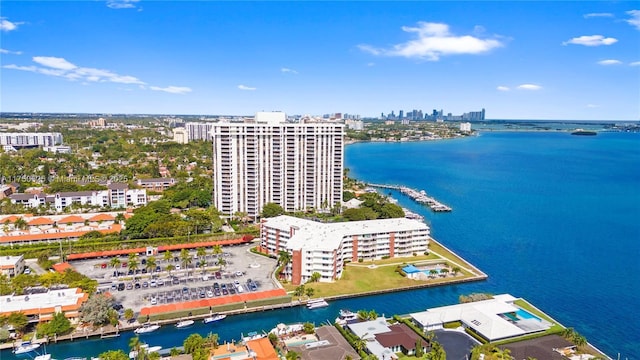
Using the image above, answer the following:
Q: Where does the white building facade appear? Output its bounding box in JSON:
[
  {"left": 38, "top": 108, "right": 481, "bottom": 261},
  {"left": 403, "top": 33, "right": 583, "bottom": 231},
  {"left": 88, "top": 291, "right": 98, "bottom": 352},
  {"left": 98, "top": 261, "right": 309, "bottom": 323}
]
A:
[
  {"left": 259, "top": 215, "right": 430, "bottom": 285},
  {"left": 10, "top": 185, "right": 146, "bottom": 212},
  {"left": 0, "top": 132, "right": 63, "bottom": 147},
  {"left": 185, "top": 122, "right": 214, "bottom": 141},
  {"left": 212, "top": 118, "right": 344, "bottom": 219}
]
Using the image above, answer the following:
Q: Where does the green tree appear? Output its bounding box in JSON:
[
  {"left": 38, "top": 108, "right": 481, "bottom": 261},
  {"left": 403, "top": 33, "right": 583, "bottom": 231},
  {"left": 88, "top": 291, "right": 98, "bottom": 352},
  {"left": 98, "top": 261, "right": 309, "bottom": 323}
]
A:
[
  {"left": 146, "top": 256, "right": 157, "bottom": 272},
  {"left": 80, "top": 293, "right": 114, "bottom": 325},
  {"left": 426, "top": 341, "right": 446, "bottom": 360},
  {"left": 303, "top": 322, "right": 315, "bottom": 334},
  {"left": 305, "top": 287, "right": 315, "bottom": 298},
  {"left": 124, "top": 309, "right": 135, "bottom": 321},
  {"left": 180, "top": 248, "right": 192, "bottom": 269},
  {"left": 7, "top": 312, "right": 28, "bottom": 333},
  {"left": 109, "top": 257, "right": 121, "bottom": 269},
  {"left": 203, "top": 332, "right": 219, "bottom": 349},
  {"left": 163, "top": 250, "right": 173, "bottom": 263},
  {"left": 268, "top": 332, "right": 279, "bottom": 347},
  {"left": 261, "top": 202, "right": 285, "bottom": 218},
  {"left": 343, "top": 191, "right": 356, "bottom": 202},
  {"left": 36, "top": 312, "right": 72, "bottom": 337},
  {"left": 285, "top": 351, "right": 300, "bottom": 360},
  {"left": 98, "top": 350, "right": 130, "bottom": 360},
  {"left": 183, "top": 333, "right": 204, "bottom": 354},
  {"left": 294, "top": 285, "right": 305, "bottom": 297},
  {"left": 309, "top": 272, "right": 321, "bottom": 283},
  {"left": 415, "top": 338, "right": 424, "bottom": 357},
  {"left": 197, "top": 247, "right": 206, "bottom": 259}
]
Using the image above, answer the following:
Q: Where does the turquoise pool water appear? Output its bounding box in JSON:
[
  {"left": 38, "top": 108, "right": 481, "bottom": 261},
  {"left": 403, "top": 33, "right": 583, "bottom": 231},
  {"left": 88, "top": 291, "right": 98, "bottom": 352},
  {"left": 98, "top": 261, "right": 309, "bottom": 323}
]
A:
[{"left": 516, "top": 309, "right": 542, "bottom": 321}]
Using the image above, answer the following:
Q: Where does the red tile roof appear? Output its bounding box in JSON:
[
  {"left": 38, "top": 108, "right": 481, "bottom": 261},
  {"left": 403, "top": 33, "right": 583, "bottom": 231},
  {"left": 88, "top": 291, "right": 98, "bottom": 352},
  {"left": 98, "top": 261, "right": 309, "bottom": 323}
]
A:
[
  {"left": 89, "top": 213, "right": 115, "bottom": 222},
  {"left": 28, "top": 217, "right": 55, "bottom": 226},
  {"left": 59, "top": 215, "right": 86, "bottom": 224}
]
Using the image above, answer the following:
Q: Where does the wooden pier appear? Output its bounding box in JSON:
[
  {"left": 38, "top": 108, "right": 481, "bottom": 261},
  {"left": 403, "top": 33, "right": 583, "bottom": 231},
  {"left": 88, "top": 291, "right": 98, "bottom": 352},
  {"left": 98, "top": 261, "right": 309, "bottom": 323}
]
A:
[{"left": 368, "top": 183, "right": 452, "bottom": 212}]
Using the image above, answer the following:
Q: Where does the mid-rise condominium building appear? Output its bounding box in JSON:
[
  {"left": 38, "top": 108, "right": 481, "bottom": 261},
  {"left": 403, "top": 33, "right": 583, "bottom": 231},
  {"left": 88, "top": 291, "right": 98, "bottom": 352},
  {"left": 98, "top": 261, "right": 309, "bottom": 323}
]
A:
[
  {"left": 0, "top": 132, "right": 63, "bottom": 147},
  {"left": 259, "top": 215, "right": 430, "bottom": 285},
  {"left": 212, "top": 113, "right": 344, "bottom": 219}
]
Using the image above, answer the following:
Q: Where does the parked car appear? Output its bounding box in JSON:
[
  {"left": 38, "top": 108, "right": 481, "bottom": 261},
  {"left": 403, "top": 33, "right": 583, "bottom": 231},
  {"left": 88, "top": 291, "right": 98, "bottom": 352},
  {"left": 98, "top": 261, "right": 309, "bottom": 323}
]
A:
[
  {"left": 156, "top": 279, "right": 164, "bottom": 286},
  {"left": 142, "top": 281, "right": 148, "bottom": 288},
  {"left": 117, "top": 283, "right": 125, "bottom": 291}
]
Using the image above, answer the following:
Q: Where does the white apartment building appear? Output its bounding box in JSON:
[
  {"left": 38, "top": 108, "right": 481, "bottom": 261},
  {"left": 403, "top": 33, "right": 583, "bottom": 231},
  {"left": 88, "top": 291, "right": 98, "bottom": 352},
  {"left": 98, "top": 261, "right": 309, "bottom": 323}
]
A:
[
  {"left": 460, "top": 122, "right": 472, "bottom": 132},
  {"left": 0, "top": 255, "right": 25, "bottom": 278},
  {"left": 212, "top": 116, "right": 344, "bottom": 219},
  {"left": 0, "top": 132, "right": 63, "bottom": 147},
  {"left": 185, "top": 122, "right": 215, "bottom": 141},
  {"left": 9, "top": 184, "right": 147, "bottom": 212},
  {"left": 345, "top": 119, "right": 364, "bottom": 130},
  {"left": 259, "top": 215, "right": 430, "bottom": 285}
]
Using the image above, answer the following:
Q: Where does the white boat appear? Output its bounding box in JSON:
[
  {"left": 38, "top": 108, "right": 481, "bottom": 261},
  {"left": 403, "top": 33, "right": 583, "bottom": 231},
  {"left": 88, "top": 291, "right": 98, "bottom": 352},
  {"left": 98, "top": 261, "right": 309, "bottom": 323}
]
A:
[
  {"left": 335, "top": 309, "right": 359, "bottom": 325},
  {"left": 129, "top": 344, "right": 162, "bottom": 359},
  {"left": 175, "top": 319, "right": 194, "bottom": 329},
  {"left": 133, "top": 324, "right": 161, "bottom": 334},
  {"left": 13, "top": 341, "right": 41, "bottom": 354},
  {"left": 241, "top": 331, "right": 266, "bottom": 343},
  {"left": 34, "top": 355, "right": 52, "bottom": 360},
  {"left": 203, "top": 314, "right": 226, "bottom": 324},
  {"left": 306, "top": 298, "right": 326, "bottom": 304},
  {"left": 307, "top": 300, "right": 329, "bottom": 309}
]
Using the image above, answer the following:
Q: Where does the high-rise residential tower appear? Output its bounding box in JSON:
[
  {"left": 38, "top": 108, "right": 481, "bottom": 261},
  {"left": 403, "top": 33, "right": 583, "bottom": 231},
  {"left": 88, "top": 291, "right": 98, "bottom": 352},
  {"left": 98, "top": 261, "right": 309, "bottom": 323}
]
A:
[{"left": 211, "top": 113, "right": 344, "bottom": 220}]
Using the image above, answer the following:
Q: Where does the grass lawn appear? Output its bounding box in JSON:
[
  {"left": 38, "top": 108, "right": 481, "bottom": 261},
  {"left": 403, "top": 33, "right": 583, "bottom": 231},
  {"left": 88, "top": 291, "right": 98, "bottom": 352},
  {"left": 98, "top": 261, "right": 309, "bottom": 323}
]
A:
[{"left": 283, "top": 261, "right": 479, "bottom": 298}]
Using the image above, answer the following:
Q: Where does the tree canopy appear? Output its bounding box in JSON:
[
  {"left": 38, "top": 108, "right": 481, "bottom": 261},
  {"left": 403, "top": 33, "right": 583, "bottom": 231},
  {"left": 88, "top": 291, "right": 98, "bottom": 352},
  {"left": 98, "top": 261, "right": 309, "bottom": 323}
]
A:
[{"left": 261, "top": 202, "right": 285, "bottom": 218}]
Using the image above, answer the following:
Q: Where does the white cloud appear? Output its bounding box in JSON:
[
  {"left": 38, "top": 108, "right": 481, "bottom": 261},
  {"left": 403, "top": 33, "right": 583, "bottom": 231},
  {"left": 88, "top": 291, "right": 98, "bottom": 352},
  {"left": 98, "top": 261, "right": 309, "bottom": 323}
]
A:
[
  {"left": 150, "top": 86, "right": 192, "bottom": 94},
  {"left": 106, "top": 0, "right": 140, "bottom": 9},
  {"left": 237, "top": 85, "right": 256, "bottom": 91},
  {"left": 630, "top": 61, "right": 640, "bottom": 66},
  {"left": 4, "top": 55, "right": 189, "bottom": 93},
  {"left": 0, "top": 18, "right": 23, "bottom": 32},
  {"left": 626, "top": 10, "right": 640, "bottom": 30},
  {"left": 0, "top": 48, "right": 22, "bottom": 55},
  {"left": 497, "top": 86, "right": 510, "bottom": 91},
  {"left": 358, "top": 21, "right": 503, "bottom": 61},
  {"left": 597, "top": 59, "right": 622, "bottom": 65},
  {"left": 517, "top": 84, "right": 542, "bottom": 90},
  {"left": 563, "top": 35, "right": 618, "bottom": 46},
  {"left": 583, "top": 13, "right": 614, "bottom": 18},
  {"left": 281, "top": 67, "right": 298, "bottom": 74},
  {"left": 586, "top": 104, "right": 600, "bottom": 108},
  {"left": 33, "top": 56, "right": 78, "bottom": 70}
]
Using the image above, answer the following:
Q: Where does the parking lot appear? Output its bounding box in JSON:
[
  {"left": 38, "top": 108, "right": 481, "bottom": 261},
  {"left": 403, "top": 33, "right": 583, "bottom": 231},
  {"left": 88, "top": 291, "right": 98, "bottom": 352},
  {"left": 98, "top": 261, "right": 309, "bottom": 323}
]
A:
[{"left": 69, "top": 242, "right": 277, "bottom": 314}]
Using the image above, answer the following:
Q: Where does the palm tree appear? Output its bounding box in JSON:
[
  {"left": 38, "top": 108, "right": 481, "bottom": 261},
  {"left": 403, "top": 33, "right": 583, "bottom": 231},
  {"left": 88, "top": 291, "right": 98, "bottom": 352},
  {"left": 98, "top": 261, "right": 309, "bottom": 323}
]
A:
[
  {"left": 440, "top": 268, "right": 449, "bottom": 277},
  {"left": 352, "top": 334, "right": 368, "bottom": 353},
  {"left": 451, "top": 266, "right": 461, "bottom": 276},
  {"left": 146, "top": 256, "right": 157, "bottom": 272},
  {"left": 196, "top": 247, "right": 206, "bottom": 260},
  {"left": 128, "top": 259, "right": 139, "bottom": 273},
  {"left": 115, "top": 213, "right": 125, "bottom": 224},
  {"left": 180, "top": 248, "right": 192, "bottom": 269},
  {"left": 199, "top": 259, "right": 207, "bottom": 273},
  {"left": 166, "top": 264, "right": 175, "bottom": 273},
  {"left": 217, "top": 257, "right": 226, "bottom": 269},
  {"left": 278, "top": 250, "right": 292, "bottom": 266},
  {"left": 128, "top": 252, "right": 139, "bottom": 263},
  {"left": 285, "top": 351, "right": 300, "bottom": 360},
  {"left": 163, "top": 250, "right": 172, "bottom": 263},
  {"left": 429, "top": 269, "right": 439, "bottom": 278},
  {"left": 305, "top": 287, "right": 315, "bottom": 298},
  {"left": 14, "top": 217, "right": 28, "bottom": 230},
  {"left": 309, "top": 272, "right": 321, "bottom": 283},
  {"left": 212, "top": 245, "right": 222, "bottom": 258},
  {"left": 203, "top": 332, "right": 219, "bottom": 349},
  {"left": 109, "top": 257, "right": 121, "bottom": 269}
]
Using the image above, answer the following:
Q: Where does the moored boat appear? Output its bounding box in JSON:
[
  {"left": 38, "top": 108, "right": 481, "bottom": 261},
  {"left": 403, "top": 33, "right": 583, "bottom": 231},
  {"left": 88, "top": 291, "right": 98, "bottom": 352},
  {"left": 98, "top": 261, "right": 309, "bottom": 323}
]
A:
[
  {"left": 203, "top": 314, "right": 226, "bottom": 324},
  {"left": 13, "top": 341, "right": 41, "bottom": 354},
  {"left": 129, "top": 345, "right": 162, "bottom": 359},
  {"left": 571, "top": 129, "right": 597, "bottom": 136},
  {"left": 133, "top": 324, "right": 161, "bottom": 334},
  {"left": 175, "top": 319, "right": 194, "bottom": 329},
  {"left": 307, "top": 299, "right": 329, "bottom": 309},
  {"left": 335, "top": 309, "right": 359, "bottom": 325}
]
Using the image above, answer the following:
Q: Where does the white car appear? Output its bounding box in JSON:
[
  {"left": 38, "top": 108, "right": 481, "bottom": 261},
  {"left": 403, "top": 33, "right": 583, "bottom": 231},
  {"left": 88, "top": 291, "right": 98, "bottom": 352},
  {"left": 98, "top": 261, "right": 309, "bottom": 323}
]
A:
[
  {"left": 206, "top": 290, "right": 213, "bottom": 297},
  {"left": 24, "top": 268, "right": 31, "bottom": 274},
  {"left": 156, "top": 279, "right": 164, "bottom": 286},
  {"left": 150, "top": 280, "right": 157, "bottom": 287},
  {"left": 175, "top": 265, "right": 181, "bottom": 270},
  {"left": 202, "top": 275, "right": 209, "bottom": 281},
  {"left": 150, "top": 297, "right": 157, "bottom": 305},
  {"left": 235, "top": 271, "right": 243, "bottom": 277}
]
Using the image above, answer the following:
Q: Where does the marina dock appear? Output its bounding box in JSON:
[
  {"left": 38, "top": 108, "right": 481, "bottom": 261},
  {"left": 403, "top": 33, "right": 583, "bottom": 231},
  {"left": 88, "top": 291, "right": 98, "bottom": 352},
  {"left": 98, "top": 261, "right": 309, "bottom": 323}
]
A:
[{"left": 368, "top": 184, "right": 452, "bottom": 212}]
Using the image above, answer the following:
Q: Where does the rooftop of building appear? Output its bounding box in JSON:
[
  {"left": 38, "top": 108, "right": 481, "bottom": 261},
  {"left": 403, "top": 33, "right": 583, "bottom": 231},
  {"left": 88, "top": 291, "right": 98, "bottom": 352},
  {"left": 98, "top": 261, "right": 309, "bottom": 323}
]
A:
[
  {"left": 0, "top": 255, "right": 24, "bottom": 268},
  {"left": 263, "top": 215, "right": 429, "bottom": 252},
  {"left": 0, "top": 287, "right": 88, "bottom": 316}
]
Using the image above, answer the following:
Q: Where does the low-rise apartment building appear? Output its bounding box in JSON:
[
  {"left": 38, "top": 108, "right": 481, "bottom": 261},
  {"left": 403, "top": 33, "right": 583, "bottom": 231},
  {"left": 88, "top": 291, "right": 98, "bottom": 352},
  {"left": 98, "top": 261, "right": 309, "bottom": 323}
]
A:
[
  {"left": 9, "top": 183, "right": 146, "bottom": 212},
  {"left": 259, "top": 215, "right": 430, "bottom": 285},
  {"left": 0, "top": 255, "right": 25, "bottom": 278}
]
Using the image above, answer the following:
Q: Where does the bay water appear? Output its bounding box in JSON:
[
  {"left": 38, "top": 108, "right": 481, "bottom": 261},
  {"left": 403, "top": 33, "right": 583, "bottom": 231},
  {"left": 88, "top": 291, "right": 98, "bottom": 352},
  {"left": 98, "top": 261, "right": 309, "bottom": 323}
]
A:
[{"left": 3, "top": 130, "right": 638, "bottom": 359}]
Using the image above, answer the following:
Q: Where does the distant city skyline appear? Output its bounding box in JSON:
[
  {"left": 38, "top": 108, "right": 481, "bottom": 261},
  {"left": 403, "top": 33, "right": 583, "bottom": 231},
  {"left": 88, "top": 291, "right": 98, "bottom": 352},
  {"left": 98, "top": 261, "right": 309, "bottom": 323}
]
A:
[{"left": 1, "top": 2, "right": 639, "bottom": 120}]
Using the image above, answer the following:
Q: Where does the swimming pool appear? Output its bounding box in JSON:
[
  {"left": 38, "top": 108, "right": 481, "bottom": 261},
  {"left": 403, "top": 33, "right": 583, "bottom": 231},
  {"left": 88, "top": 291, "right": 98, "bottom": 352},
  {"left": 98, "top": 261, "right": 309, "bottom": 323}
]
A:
[{"left": 515, "top": 309, "right": 542, "bottom": 321}]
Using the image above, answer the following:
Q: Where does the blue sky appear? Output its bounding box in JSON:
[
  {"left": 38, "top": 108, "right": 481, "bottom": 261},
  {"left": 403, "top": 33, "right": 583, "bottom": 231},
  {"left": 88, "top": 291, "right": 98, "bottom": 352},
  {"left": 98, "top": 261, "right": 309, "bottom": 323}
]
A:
[{"left": 1, "top": 1, "right": 639, "bottom": 120}]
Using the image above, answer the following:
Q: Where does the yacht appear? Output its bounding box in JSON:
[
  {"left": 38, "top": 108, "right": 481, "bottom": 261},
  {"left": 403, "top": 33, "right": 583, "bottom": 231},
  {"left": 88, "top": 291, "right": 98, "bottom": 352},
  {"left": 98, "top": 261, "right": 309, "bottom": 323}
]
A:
[
  {"left": 203, "top": 314, "right": 226, "bottom": 324},
  {"left": 175, "top": 319, "right": 194, "bottom": 329},
  {"left": 133, "top": 323, "right": 161, "bottom": 334},
  {"left": 13, "top": 341, "right": 41, "bottom": 354},
  {"left": 335, "top": 309, "right": 359, "bottom": 325}
]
